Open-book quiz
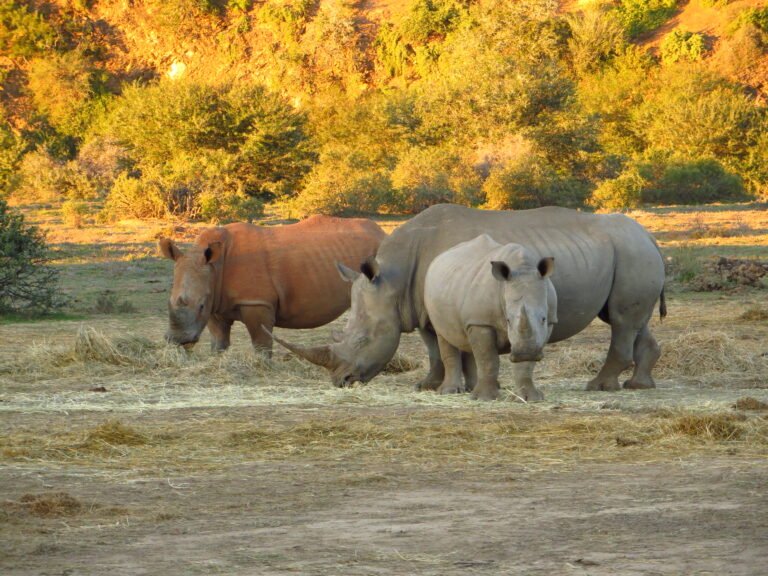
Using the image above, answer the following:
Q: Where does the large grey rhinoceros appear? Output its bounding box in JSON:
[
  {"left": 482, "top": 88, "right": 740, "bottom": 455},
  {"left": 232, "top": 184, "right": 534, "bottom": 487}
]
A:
[
  {"left": 425, "top": 234, "right": 557, "bottom": 401},
  {"left": 271, "top": 204, "right": 666, "bottom": 392},
  {"left": 159, "top": 216, "right": 386, "bottom": 352}
]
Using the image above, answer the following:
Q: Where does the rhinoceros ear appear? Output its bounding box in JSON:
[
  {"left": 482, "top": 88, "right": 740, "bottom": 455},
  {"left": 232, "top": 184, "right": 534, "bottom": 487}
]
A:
[
  {"left": 537, "top": 257, "right": 555, "bottom": 278},
  {"left": 491, "top": 261, "right": 513, "bottom": 282},
  {"left": 159, "top": 238, "right": 182, "bottom": 261},
  {"left": 360, "top": 256, "right": 380, "bottom": 282},
  {"left": 337, "top": 262, "right": 360, "bottom": 283},
  {"left": 204, "top": 242, "right": 223, "bottom": 265}
]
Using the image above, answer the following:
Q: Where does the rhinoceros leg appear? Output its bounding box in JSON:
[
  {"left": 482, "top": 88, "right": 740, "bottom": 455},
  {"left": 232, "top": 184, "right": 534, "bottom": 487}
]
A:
[
  {"left": 510, "top": 361, "right": 544, "bottom": 402},
  {"left": 467, "top": 326, "right": 500, "bottom": 401},
  {"left": 415, "top": 328, "right": 445, "bottom": 391},
  {"left": 436, "top": 335, "right": 465, "bottom": 395},
  {"left": 241, "top": 305, "right": 276, "bottom": 357},
  {"left": 623, "top": 325, "right": 660, "bottom": 389},
  {"left": 208, "top": 316, "right": 233, "bottom": 352},
  {"left": 462, "top": 353, "right": 477, "bottom": 392},
  {"left": 586, "top": 323, "right": 636, "bottom": 391}
]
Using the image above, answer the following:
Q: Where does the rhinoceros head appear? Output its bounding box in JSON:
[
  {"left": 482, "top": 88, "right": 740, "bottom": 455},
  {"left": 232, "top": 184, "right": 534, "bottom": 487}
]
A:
[
  {"left": 491, "top": 254, "right": 555, "bottom": 363},
  {"left": 271, "top": 256, "right": 402, "bottom": 387},
  {"left": 159, "top": 238, "right": 222, "bottom": 348}
]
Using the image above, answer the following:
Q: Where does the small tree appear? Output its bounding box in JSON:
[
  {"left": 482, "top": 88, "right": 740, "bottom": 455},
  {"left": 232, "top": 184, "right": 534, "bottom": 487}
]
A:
[{"left": 0, "top": 199, "right": 63, "bottom": 314}]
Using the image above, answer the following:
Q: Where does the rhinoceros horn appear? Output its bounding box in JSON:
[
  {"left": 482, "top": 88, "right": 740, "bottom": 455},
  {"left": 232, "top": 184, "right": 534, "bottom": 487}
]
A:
[{"left": 262, "top": 326, "right": 340, "bottom": 370}]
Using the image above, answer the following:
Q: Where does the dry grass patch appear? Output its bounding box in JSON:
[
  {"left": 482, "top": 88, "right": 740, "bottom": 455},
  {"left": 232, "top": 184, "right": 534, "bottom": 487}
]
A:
[
  {"left": 739, "top": 306, "right": 768, "bottom": 321},
  {"left": 83, "top": 420, "right": 149, "bottom": 449},
  {"left": 666, "top": 413, "right": 745, "bottom": 441},
  {"left": 2, "top": 409, "right": 766, "bottom": 475},
  {"left": 6, "top": 492, "right": 83, "bottom": 518},
  {"left": 734, "top": 397, "right": 768, "bottom": 411},
  {"left": 658, "top": 331, "right": 767, "bottom": 378}
]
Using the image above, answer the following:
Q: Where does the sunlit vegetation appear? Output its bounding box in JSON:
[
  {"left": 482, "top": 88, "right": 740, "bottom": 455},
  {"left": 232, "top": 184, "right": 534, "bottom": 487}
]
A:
[{"left": 0, "top": 0, "right": 766, "bottom": 219}]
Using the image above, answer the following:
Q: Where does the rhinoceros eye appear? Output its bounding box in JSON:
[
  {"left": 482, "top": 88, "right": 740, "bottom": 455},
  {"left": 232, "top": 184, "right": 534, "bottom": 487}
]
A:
[{"left": 199, "top": 304, "right": 204, "bottom": 313}]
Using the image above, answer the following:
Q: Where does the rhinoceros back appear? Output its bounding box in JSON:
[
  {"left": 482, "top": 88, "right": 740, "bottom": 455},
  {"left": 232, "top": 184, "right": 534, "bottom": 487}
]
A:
[
  {"left": 378, "top": 204, "right": 659, "bottom": 342},
  {"left": 204, "top": 217, "right": 386, "bottom": 329}
]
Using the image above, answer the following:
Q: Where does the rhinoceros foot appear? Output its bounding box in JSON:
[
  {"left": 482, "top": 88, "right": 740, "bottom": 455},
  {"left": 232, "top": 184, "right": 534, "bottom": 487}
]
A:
[
  {"left": 585, "top": 376, "right": 621, "bottom": 392},
  {"left": 437, "top": 381, "right": 465, "bottom": 395},
  {"left": 513, "top": 386, "right": 544, "bottom": 403},
  {"left": 414, "top": 376, "right": 442, "bottom": 392},
  {"left": 623, "top": 377, "right": 656, "bottom": 390},
  {"left": 470, "top": 385, "right": 499, "bottom": 401}
]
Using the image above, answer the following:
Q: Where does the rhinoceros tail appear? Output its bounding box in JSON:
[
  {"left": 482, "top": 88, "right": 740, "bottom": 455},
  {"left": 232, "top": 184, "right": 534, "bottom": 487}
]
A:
[{"left": 659, "top": 287, "right": 667, "bottom": 322}]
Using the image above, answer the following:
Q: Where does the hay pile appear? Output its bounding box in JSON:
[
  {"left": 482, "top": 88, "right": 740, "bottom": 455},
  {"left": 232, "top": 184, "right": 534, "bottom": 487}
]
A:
[
  {"left": 545, "top": 330, "right": 767, "bottom": 384},
  {"left": 656, "top": 331, "right": 767, "bottom": 379}
]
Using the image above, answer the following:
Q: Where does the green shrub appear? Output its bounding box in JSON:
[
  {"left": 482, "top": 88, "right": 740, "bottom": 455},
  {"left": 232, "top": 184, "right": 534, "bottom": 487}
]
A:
[
  {"left": 286, "top": 149, "right": 395, "bottom": 217},
  {"left": 641, "top": 158, "right": 748, "bottom": 205},
  {"left": 198, "top": 189, "right": 264, "bottom": 223},
  {"left": 0, "top": 198, "right": 63, "bottom": 314},
  {"left": 101, "top": 174, "right": 169, "bottom": 220},
  {"left": 660, "top": 30, "right": 707, "bottom": 64},
  {"left": 566, "top": 8, "right": 626, "bottom": 76},
  {"left": 728, "top": 7, "right": 768, "bottom": 35},
  {"left": 61, "top": 199, "right": 90, "bottom": 228},
  {"left": 391, "top": 147, "right": 482, "bottom": 213},
  {"left": 0, "top": 120, "right": 22, "bottom": 195},
  {"left": 26, "top": 52, "right": 104, "bottom": 138},
  {"left": 613, "top": 0, "right": 678, "bottom": 38},
  {"left": 635, "top": 68, "right": 761, "bottom": 164},
  {"left": 76, "top": 137, "right": 133, "bottom": 195},
  {"left": 482, "top": 154, "right": 588, "bottom": 210},
  {"left": 399, "top": 0, "right": 465, "bottom": 44},
  {"left": 14, "top": 151, "right": 97, "bottom": 203},
  {"left": 589, "top": 167, "right": 646, "bottom": 210},
  {"left": 100, "top": 79, "right": 314, "bottom": 218},
  {"left": 0, "top": 1, "right": 58, "bottom": 57}
]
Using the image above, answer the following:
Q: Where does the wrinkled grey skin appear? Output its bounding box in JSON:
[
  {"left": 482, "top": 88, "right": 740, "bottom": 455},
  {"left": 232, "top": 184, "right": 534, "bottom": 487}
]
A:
[
  {"left": 425, "top": 235, "right": 557, "bottom": 401},
  {"left": 276, "top": 204, "right": 666, "bottom": 393}
]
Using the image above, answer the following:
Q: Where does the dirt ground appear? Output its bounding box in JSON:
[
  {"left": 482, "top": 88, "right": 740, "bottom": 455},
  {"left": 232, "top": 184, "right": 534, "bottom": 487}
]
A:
[{"left": 2, "top": 205, "right": 768, "bottom": 575}]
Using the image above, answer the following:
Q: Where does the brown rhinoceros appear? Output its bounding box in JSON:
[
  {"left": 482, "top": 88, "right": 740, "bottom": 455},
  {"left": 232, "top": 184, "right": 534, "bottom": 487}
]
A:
[
  {"left": 271, "top": 204, "right": 666, "bottom": 393},
  {"left": 159, "top": 216, "right": 386, "bottom": 352}
]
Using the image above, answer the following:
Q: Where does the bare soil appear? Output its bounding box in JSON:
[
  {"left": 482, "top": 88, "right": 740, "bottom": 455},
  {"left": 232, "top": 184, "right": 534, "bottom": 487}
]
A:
[{"left": 1, "top": 433, "right": 766, "bottom": 575}]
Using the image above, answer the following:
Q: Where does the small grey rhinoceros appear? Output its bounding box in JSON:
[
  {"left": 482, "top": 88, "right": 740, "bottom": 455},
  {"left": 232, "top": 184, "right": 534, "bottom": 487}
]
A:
[{"left": 425, "top": 234, "right": 557, "bottom": 401}]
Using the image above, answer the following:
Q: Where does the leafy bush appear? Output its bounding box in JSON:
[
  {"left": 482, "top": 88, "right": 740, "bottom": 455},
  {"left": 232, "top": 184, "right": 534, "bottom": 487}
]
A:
[
  {"left": 614, "top": 0, "right": 678, "bottom": 38},
  {"left": 0, "top": 120, "right": 22, "bottom": 194},
  {"left": 728, "top": 7, "right": 768, "bottom": 35},
  {"left": 61, "top": 199, "right": 90, "bottom": 228},
  {"left": 400, "top": 0, "right": 465, "bottom": 44},
  {"left": 0, "top": 198, "right": 63, "bottom": 314},
  {"left": 660, "top": 30, "right": 707, "bottom": 64},
  {"left": 482, "top": 153, "right": 588, "bottom": 210},
  {"left": 100, "top": 79, "right": 314, "bottom": 219},
  {"left": 635, "top": 68, "right": 762, "bottom": 165},
  {"left": 76, "top": 137, "right": 133, "bottom": 195},
  {"left": 14, "top": 151, "right": 97, "bottom": 203},
  {"left": 26, "top": 52, "right": 105, "bottom": 139},
  {"left": 286, "top": 148, "right": 395, "bottom": 217},
  {"left": 391, "top": 146, "right": 482, "bottom": 213},
  {"left": 566, "top": 8, "right": 626, "bottom": 76},
  {"left": 0, "top": 1, "right": 58, "bottom": 57},
  {"left": 641, "top": 158, "right": 748, "bottom": 204},
  {"left": 198, "top": 189, "right": 264, "bottom": 222},
  {"left": 589, "top": 167, "right": 646, "bottom": 210},
  {"left": 101, "top": 174, "right": 169, "bottom": 220}
]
